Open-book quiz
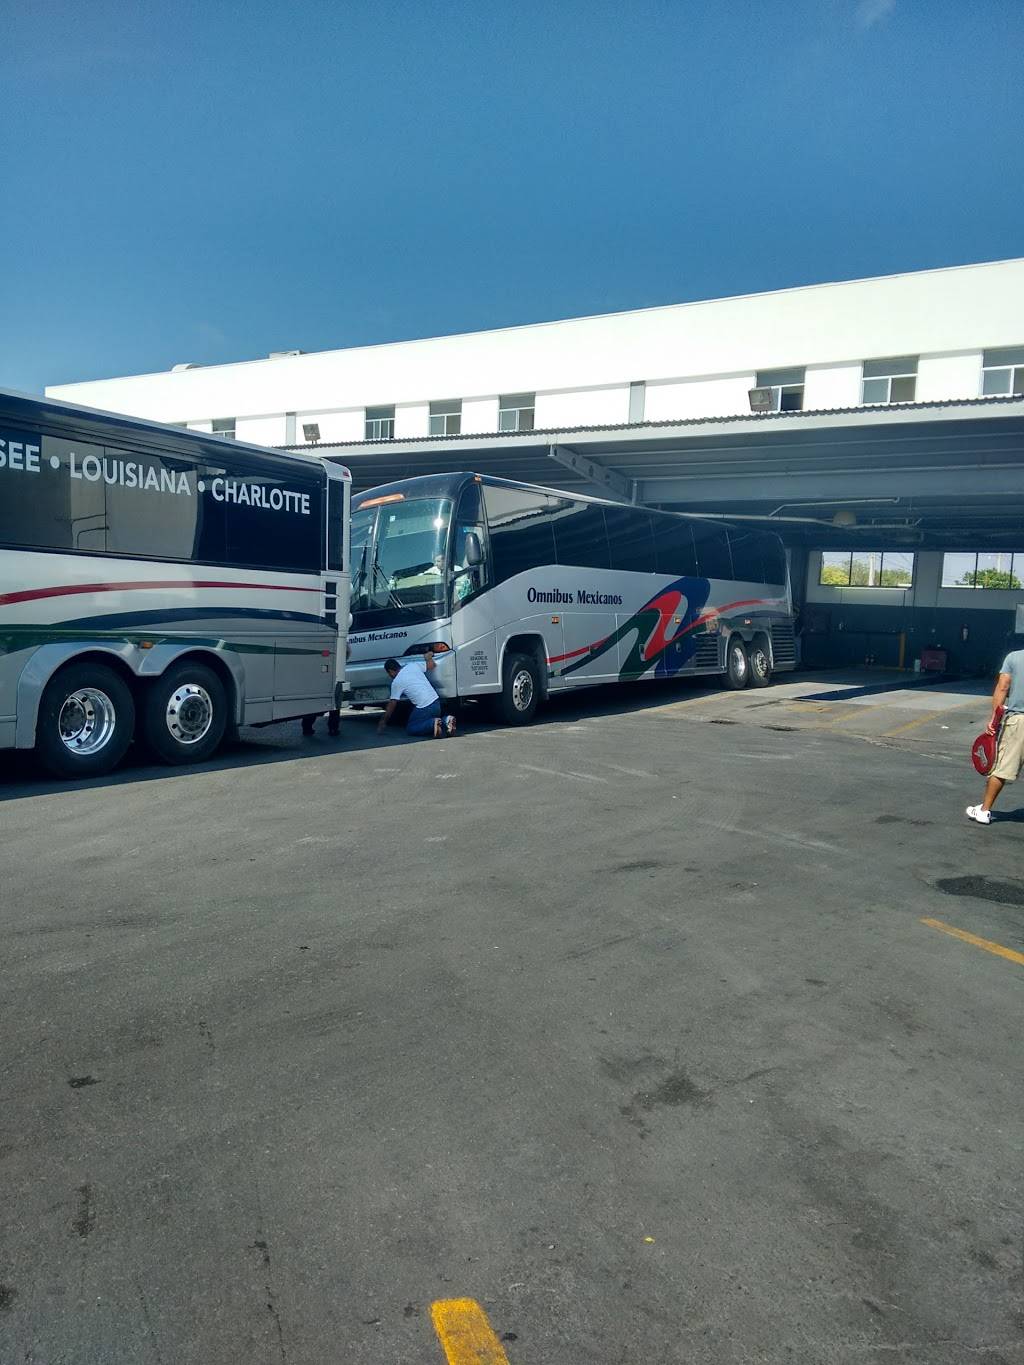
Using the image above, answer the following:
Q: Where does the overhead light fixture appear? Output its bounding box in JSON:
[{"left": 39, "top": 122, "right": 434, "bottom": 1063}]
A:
[
  {"left": 748, "top": 387, "right": 774, "bottom": 413},
  {"left": 302, "top": 423, "right": 321, "bottom": 443}
]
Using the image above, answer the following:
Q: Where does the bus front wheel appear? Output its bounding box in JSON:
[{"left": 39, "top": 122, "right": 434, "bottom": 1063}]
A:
[
  {"left": 36, "top": 661, "right": 136, "bottom": 779},
  {"left": 721, "top": 636, "right": 750, "bottom": 690},
  {"left": 496, "top": 653, "right": 540, "bottom": 725},
  {"left": 142, "top": 662, "right": 228, "bottom": 765}
]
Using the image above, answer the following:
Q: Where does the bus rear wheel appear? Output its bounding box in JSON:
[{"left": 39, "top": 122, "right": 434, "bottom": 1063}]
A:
[
  {"left": 142, "top": 662, "right": 227, "bottom": 765},
  {"left": 496, "top": 653, "right": 540, "bottom": 725},
  {"left": 721, "top": 636, "right": 750, "bottom": 690},
  {"left": 749, "top": 638, "right": 772, "bottom": 688},
  {"left": 36, "top": 661, "right": 136, "bottom": 779}
]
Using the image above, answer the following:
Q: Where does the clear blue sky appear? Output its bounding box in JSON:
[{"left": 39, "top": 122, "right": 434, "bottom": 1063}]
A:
[{"left": 3, "top": 0, "right": 1021, "bottom": 394}]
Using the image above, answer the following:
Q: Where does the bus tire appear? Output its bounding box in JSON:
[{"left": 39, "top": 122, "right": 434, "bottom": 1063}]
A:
[
  {"left": 35, "top": 661, "right": 136, "bottom": 779},
  {"left": 142, "top": 662, "right": 227, "bottom": 765},
  {"left": 749, "top": 637, "right": 772, "bottom": 688},
  {"left": 721, "top": 635, "right": 750, "bottom": 690},
  {"left": 497, "top": 653, "right": 540, "bottom": 725}
]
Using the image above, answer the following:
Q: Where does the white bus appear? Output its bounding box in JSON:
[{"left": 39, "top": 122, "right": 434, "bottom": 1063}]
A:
[
  {"left": 0, "top": 390, "right": 350, "bottom": 778},
  {"left": 344, "top": 472, "right": 794, "bottom": 721}
]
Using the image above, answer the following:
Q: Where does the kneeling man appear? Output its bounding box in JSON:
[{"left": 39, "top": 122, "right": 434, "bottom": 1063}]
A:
[{"left": 378, "top": 651, "right": 456, "bottom": 739}]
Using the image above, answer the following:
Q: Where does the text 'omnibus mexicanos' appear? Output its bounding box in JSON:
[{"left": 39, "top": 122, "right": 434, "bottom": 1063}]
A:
[
  {"left": 0, "top": 390, "right": 350, "bottom": 778},
  {"left": 345, "top": 471, "right": 794, "bottom": 721}
]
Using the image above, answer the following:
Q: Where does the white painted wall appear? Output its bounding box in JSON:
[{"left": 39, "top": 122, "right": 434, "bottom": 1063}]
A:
[
  {"left": 236, "top": 414, "right": 287, "bottom": 445},
  {"left": 297, "top": 409, "right": 364, "bottom": 443},
  {"left": 644, "top": 375, "right": 753, "bottom": 421},
  {"left": 803, "top": 362, "right": 863, "bottom": 411},
  {"left": 45, "top": 258, "right": 1024, "bottom": 444},
  {"left": 461, "top": 397, "right": 499, "bottom": 434},
  {"left": 394, "top": 402, "right": 429, "bottom": 439},
  {"left": 533, "top": 385, "right": 630, "bottom": 429},
  {"left": 916, "top": 353, "right": 982, "bottom": 403}
]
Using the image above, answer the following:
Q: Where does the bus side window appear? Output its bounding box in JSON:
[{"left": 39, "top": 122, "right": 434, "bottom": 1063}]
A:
[
  {"left": 482, "top": 484, "right": 556, "bottom": 585},
  {"left": 5, "top": 436, "right": 108, "bottom": 554},
  {"left": 551, "top": 499, "right": 610, "bottom": 570},
  {"left": 105, "top": 448, "right": 206, "bottom": 561},
  {"left": 225, "top": 475, "right": 322, "bottom": 574},
  {"left": 327, "top": 480, "right": 344, "bottom": 572},
  {"left": 690, "top": 520, "right": 732, "bottom": 580},
  {"left": 603, "top": 506, "right": 655, "bottom": 573},
  {"left": 761, "top": 535, "right": 787, "bottom": 587},
  {"left": 727, "top": 527, "right": 765, "bottom": 584},
  {"left": 651, "top": 514, "right": 698, "bottom": 578}
]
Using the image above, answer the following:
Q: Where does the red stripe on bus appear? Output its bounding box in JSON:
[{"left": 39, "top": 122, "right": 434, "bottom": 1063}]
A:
[
  {"left": 544, "top": 597, "right": 770, "bottom": 664},
  {"left": 547, "top": 639, "right": 608, "bottom": 663},
  {"left": 0, "top": 579, "right": 324, "bottom": 607}
]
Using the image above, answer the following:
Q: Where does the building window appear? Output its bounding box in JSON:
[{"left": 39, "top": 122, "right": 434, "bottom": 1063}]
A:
[
  {"left": 211, "top": 418, "right": 236, "bottom": 439},
  {"left": 941, "top": 551, "right": 1023, "bottom": 590},
  {"left": 755, "top": 367, "right": 805, "bottom": 412},
  {"left": 498, "top": 393, "right": 535, "bottom": 432},
  {"left": 819, "top": 550, "right": 914, "bottom": 587},
  {"left": 429, "top": 400, "right": 462, "bottom": 436},
  {"left": 981, "top": 347, "right": 1024, "bottom": 397},
  {"left": 861, "top": 357, "right": 917, "bottom": 405},
  {"left": 365, "top": 405, "right": 395, "bottom": 440}
]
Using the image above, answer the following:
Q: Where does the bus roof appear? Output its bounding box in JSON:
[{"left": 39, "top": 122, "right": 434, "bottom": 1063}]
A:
[
  {"left": 1, "top": 387, "right": 350, "bottom": 483},
  {"left": 350, "top": 469, "right": 768, "bottom": 538}
]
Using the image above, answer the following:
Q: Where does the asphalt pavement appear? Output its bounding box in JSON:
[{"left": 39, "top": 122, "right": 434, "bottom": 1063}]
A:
[{"left": 2, "top": 676, "right": 1022, "bottom": 1364}]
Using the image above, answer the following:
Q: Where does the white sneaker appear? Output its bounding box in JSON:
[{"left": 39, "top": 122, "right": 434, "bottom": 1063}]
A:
[{"left": 966, "top": 804, "right": 992, "bottom": 824}]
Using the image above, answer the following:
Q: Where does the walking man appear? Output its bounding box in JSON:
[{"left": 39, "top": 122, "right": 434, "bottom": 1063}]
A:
[
  {"left": 966, "top": 645, "right": 1024, "bottom": 824},
  {"left": 378, "top": 650, "right": 456, "bottom": 739}
]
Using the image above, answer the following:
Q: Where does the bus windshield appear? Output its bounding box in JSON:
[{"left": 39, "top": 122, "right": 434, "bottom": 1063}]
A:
[{"left": 350, "top": 497, "right": 453, "bottom": 627}]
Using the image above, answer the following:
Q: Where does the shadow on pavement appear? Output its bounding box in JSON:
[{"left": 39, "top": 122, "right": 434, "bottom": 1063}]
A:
[
  {"left": 0, "top": 673, "right": 734, "bottom": 800},
  {"left": 6, "top": 668, "right": 942, "bottom": 800}
]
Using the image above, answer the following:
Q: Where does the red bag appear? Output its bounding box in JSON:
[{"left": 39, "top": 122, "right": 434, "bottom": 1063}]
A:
[{"left": 971, "top": 706, "right": 1005, "bottom": 775}]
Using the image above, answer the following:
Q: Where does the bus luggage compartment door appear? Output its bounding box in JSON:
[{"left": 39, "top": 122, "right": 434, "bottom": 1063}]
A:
[
  {"left": 272, "top": 632, "right": 335, "bottom": 719},
  {"left": 553, "top": 605, "right": 619, "bottom": 688}
]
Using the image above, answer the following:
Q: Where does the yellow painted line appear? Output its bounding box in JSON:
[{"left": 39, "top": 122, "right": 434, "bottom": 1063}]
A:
[
  {"left": 432, "top": 1299, "right": 511, "bottom": 1365},
  {"left": 883, "top": 698, "right": 980, "bottom": 738},
  {"left": 657, "top": 694, "right": 742, "bottom": 712},
  {"left": 920, "top": 917, "right": 1024, "bottom": 967},
  {"left": 883, "top": 710, "right": 943, "bottom": 738},
  {"left": 801, "top": 707, "right": 866, "bottom": 730}
]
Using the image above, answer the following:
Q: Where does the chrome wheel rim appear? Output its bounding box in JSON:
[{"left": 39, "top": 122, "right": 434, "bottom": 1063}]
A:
[
  {"left": 58, "top": 688, "right": 117, "bottom": 756},
  {"left": 511, "top": 668, "right": 534, "bottom": 712},
  {"left": 732, "top": 644, "right": 747, "bottom": 682},
  {"left": 166, "top": 684, "right": 214, "bottom": 745},
  {"left": 752, "top": 648, "right": 769, "bottom": 679}
]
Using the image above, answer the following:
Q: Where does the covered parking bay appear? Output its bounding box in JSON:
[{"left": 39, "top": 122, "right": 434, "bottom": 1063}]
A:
[{"left": 296, "top": 396, "right": 1024, "bottom": 677}]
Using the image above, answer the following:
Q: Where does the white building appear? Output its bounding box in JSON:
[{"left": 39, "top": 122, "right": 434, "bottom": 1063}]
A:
[
  {"left": 44, "top": 258, "right": 1024, "bottom": 676},
  {"left": 46, "top": 258, "right": 1024, "bottom": 447}
]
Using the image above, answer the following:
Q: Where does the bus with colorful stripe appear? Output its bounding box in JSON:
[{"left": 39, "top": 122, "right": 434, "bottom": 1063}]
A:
[
  {"left": 345, "top": 472, "right": 794, "bottom": 722},
  {"left": 0, "top": 390, "right": 350, "bottom": 779}
]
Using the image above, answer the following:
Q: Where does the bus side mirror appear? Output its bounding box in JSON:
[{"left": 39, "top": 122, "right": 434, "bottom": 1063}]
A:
[{"left": 463, "top": 531, "right": 482, "bottom": 567}]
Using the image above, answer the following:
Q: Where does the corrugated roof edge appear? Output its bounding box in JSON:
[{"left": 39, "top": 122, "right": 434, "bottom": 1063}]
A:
[{"left": 276, "top": 394, "right": 1024, "bottom": 450}]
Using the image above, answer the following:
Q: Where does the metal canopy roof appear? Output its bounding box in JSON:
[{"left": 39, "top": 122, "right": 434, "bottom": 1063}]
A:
[{"left": 282, "top": 396, "right": 1024, "bottom": 547}]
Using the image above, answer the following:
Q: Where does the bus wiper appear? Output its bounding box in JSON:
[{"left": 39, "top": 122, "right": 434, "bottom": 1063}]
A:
[
  {"left": 369, "top": 544, "right": 403, "bottom": 609},
  {"left": 352, "top": 541, "right": 370, "bottom": 608}
]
